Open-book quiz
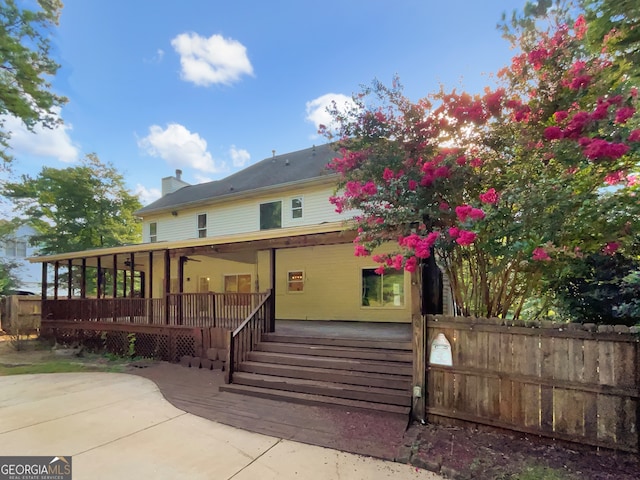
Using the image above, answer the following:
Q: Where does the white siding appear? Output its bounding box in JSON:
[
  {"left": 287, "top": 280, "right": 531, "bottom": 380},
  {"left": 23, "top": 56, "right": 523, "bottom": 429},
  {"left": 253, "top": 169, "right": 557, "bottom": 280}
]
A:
[{"left": 142, "top": 183, "right": 347, "bottom": 243}]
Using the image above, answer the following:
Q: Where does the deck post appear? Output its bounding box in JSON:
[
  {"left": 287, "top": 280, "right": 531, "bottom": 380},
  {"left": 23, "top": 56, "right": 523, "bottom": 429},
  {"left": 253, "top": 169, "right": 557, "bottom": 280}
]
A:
[
  {"left": 269, "top": 249, "right": 276, "bottom": 332},
  {"left": 53, "top": 261, "right": 59, "bottom": 299},
  {"left": 96, "top": 257, "right": 102, "bottom": 300},
  {"left": 40, "top": 263, "right": 48, "bottom": 324},
  {"left": 164, "top": 249, "right": 170, "bottom": 325},
  {"left": 80, "top": 258, "right": 87, "bottom": 299},
  {"left": 412, "top": 313, "right": 426, "bottom": 422},
  {"left": 148, "top": 251, "right": 154, "bottom": 324}
]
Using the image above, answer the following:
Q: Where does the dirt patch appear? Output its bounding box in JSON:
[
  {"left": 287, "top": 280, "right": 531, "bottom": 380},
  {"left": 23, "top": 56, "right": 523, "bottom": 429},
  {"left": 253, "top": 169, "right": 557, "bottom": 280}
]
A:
[{"left": 399, "top": 422, "right": 640, "bottom": 479}]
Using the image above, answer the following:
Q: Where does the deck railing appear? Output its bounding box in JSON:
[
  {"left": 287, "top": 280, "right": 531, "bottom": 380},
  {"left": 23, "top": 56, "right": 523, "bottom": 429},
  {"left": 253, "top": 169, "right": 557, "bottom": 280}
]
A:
[
  {"left": 226, "top": 289, "right": 273, "bottom": 383},
  {"left": 42, "top": 292, "right": 268, "bottom": 330}
]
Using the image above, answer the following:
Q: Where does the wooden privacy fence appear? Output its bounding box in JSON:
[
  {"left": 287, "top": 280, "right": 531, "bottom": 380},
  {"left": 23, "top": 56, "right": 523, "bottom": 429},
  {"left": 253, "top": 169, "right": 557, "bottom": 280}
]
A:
[
  {"left": 415, "top": 315, "right": 640, "bottom": 453},
  {"left": 0, "top": 295, "right": 41, "bottom": 333}
]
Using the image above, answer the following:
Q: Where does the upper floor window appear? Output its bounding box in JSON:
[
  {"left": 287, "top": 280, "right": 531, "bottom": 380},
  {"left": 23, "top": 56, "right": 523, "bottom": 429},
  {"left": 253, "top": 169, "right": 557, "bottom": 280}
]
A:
[
  {"left": 260, "top": 201, "right": 282, "bottom": 230},
  {"left": 4, "top": 239, "right": 27, "bottom": 258},
  {"left": 149, "top": 222, "right": 157, "bottom": 243},
  {"left": 197, "top": 213, "right": 207, "bottom": 238},
  {"left": 291, "top": 197, "right": 303, "bottom": 219}
]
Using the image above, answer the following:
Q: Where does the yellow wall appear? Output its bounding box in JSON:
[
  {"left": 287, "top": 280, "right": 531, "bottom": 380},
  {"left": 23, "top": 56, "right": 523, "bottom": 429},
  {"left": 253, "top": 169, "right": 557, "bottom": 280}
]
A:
[{"left": 273, "top": 244, "right": 411, "bottom": 323}]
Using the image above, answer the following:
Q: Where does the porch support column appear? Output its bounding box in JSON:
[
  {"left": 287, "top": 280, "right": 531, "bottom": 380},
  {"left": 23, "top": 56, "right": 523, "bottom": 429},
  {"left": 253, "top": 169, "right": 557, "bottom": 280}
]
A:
[
  {"left": 112, "top": 254, "right": 118, "bottom": 298},
  {"left": 148, "top": 251, "right": 154, "bottom": 324},
  {"left": 164, "top": 249, "right": 170, "bottom": 325},
  {"left": 53, "top": 261, "right": 59, "bottom": 300},
  {"left": 129, "top": 252, "right": 135, "bottom": 298},
  {"left": 269, "top": 248, "right": 276, "bottom": 332},
  {"left": 178, "top": 256, "right": 186, "bottom": 325},
  {"left": 80, "top": 258, "right": 87, "bottom": 299},
  {"left": 122, "top": 269, "right": 127, "bottom": 297},
  {"left": 96, "top": 257, "right": 102, "bottom": 299},
  {"left": 67, "top": 259, "right": 72, "bottom": 298},
  {"left": 41, "top": 262, "right": 48, "bottom": 299}
]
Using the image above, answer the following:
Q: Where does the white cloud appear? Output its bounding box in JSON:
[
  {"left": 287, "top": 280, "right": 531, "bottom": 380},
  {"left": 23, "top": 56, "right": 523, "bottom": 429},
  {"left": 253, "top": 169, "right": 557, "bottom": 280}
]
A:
[
  {"left": 171, "top": 32, "right": 253, "bottom": 86},
  {"left": 134, "top": 184, "right": 161, "bottom": 205},
  {"left": 229, "top": 145, "right": 250, "bottom": 167},
  {"left": 138, "top": 123, "right": 223, "bottom": 173},
  {"left": 193, "top": 173, "right": 213, "bottom": 184},
  {"left": 305, "top": 93, "right": 357, "bottom": 132},
  {"left": 144, "top": 49, "right": 165, "bottom": 64},
  {"left": 3, "top": 109, "right": 79, "bottom": 163}
]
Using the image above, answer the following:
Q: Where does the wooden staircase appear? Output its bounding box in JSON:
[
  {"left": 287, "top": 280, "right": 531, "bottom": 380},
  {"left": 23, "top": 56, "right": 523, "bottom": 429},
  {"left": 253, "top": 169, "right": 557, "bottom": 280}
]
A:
[{"left": 220, "top": 332, "right": 413, "bottom": 415}]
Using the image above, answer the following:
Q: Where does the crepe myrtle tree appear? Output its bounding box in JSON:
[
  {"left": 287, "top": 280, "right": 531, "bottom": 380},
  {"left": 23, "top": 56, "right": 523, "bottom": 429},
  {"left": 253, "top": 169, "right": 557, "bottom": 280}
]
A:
[{"left": 321, "top": 4, "right": 639, "bottom": 319}]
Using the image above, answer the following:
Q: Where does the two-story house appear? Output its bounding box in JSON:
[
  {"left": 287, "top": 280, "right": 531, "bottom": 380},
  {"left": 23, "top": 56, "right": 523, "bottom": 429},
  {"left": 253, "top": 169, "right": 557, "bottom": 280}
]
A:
[
  {"left": 1, "top": 223, "right": 41, "bottom": 294},
  {"left": 135, "top": 143, "right": 413, "bottom": 323},
  {"left": 30, "top": 143, "right": 419, "bottom": 323}
]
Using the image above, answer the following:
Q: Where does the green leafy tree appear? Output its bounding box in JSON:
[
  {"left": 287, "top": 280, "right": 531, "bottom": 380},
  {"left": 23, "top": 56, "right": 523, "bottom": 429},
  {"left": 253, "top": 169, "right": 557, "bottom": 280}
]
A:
[
  {"left": 3, "top": 154, "right": 142, "bottom": 254},
  {"left": 0, "top": 219, "right": 21, "bottom": 295},
  {"left": 0, "top": 0, "right": 67, "bottom": 165},
  {"left": 323, "top": 1, "right": 640, "bottom": 320}
]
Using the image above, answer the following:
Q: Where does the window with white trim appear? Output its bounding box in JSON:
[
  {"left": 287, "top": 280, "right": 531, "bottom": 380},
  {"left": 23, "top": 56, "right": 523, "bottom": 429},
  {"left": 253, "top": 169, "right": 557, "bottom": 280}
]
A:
[
  {"left": 197, "top": 213, "right": 207, "bottom": 238},
  {"left": 149, "top": 222, "right": 157, "bottom": 243},
  {"left": 4, "top": 239, "right": 27, "bottom": 258},
  {"left": 291, "top": 197, "right": 303, "bottom": 219},
  {"left": 260, "top": 201, "right": 282, "bottom": 230}
]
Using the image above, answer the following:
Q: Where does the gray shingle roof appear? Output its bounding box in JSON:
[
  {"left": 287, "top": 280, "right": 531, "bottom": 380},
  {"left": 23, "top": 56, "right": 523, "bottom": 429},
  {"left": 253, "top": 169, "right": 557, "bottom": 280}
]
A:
[{"left": 136, "top": 143, "right": 339, "bottom": 215}]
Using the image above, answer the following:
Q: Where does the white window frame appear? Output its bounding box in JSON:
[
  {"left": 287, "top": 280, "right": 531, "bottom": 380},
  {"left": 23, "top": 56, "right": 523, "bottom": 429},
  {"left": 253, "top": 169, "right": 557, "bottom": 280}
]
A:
[
  {"left": 149, "top": 222, "right": 157, "bottom": 243},
  {"left": 290, "top": 196, "right": 303, "bottom": 220},
  {"left": 259, "top": 200, "right": 282, "bottom": 230},
  {"left": 197, "top": 213, "right": 207, "bottom": 238}
]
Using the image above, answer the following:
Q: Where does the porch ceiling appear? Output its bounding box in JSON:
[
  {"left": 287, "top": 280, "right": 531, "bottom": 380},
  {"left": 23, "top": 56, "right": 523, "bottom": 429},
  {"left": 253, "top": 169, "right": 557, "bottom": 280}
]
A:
[{"left": 27, "top": 222, "right": 356, "bottom": 267}]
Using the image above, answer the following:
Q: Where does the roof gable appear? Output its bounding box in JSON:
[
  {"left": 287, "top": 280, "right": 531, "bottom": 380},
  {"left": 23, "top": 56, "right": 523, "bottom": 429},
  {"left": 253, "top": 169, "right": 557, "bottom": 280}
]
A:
[{"left": 137, "top": 143, "right": 338, "bottom": 215}]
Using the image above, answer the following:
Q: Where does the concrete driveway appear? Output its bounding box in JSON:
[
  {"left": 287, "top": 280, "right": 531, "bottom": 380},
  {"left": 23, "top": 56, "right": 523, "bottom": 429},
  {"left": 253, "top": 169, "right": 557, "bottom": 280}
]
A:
[{"left": 0, "top": 373, "right": 443, "bottom": 479}]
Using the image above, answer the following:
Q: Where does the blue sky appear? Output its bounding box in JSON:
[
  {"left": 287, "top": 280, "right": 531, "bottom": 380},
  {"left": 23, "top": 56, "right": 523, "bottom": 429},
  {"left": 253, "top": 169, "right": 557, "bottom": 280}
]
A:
[{"left": 5, "top": 0, "right": 526, "bottom": 206}]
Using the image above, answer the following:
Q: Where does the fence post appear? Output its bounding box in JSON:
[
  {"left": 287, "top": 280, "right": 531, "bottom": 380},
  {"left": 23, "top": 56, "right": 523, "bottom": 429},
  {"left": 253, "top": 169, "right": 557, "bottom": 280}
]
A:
[
  {"left": 225, "top": 329, "right": 234, "bottom": 384},
  {"left": 412, "top": 313, "right": 426, "bottom": 422}
]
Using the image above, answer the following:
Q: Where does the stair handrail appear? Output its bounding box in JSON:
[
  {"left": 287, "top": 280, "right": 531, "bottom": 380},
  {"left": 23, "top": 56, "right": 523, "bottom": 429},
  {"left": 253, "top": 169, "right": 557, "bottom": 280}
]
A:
[{"left": 225, "top": 289, "right": 273, "bottom": 383}]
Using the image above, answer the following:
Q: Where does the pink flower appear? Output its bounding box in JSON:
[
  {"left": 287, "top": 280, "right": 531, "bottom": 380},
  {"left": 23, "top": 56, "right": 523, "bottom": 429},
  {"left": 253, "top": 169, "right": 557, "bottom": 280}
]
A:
[
  {"left": 544, "top": 126, "right": 563, "bottom": 140},
  {"left": 455, "top": 156, "right": 467, "bottom": 166},
  {"left": 615, "top": 107, "right": 636, "bottom": 124},
  {"left": 372, "top": 254, "right": 386, "bottom": 263},
  {"left": 629, "top": 130, "right": 640, "bottom": 142},
  {"left": 439, "top": 202, "right": 450, "bottom": 211},
  {"left": 455, "top": 205, "right": 473, "bottom": 222},
  {"left": 569, "top": 75, "right": 591, "bottom": 90},
  {"left": 583, "top": 139, "right": 630, "bottom": 161},
  {"left": 392, "top": 254, "right": 404, "bottom": 270},
  {"left": 528, "top": 48, "right": 550, "bottom": 70},
  {"left": 603, "top": 242, "right": 620, "bottom": 255},
  {"left": 627, "top": 175, "right": 638, "bottom": 186},
  {"left": 470, "top": 158, "right": 483, "bottom": 168},
  {"left": 404, "top": 256, "right": 418, "bottom": 272},
  {"left": 574, "top": 15, "right": 587, "bottom": 39},
  {"left": 434, "top": 166, "right": 450, "bottom": 178},
  {"left": 604, "top": 171, "right": 625, "bottom": 185},
  {"left": 354, "top": 245, "right": 370, "bottom": 257},
  {"left": 532, "top": 247, "right": 551, "bottom": 262},
  {"left": 383, "top": 167, "right": 395, "bottom": 182},
  {"left": 448, "top": 227, "right": 460, "bottom": 239},
  {"left": 469, "top": 208, "right": 485, "bottom": 220},
  {"left": 362, "top": 181, "right": 377, "bottom": 195},
  {"left": 479, "top": 188, "right": 500, "bottom": 204},
  {"left": 456, "top": 230, "right": 477, "bottom": 246},
  {"left": 408, "top": 179, "right": 417, "bottom": 191},
  {"left": 554, "top": 110, "right": 568, "bottom": 122},
  {"left": 374, "top": 265, "right": 385, "bottom": 275}
]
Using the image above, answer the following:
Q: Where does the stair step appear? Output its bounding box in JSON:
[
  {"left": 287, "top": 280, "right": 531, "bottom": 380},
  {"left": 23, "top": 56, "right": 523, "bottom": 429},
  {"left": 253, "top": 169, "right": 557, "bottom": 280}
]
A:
[
  {"left": 231, "top": 372, "right": 411, "bottom": 406},
  {"left": 247, "top": 351, "right": 412, "bottom": 376},
  {"left": 261, "top": 333, "right": 412, "bottom": 351},
  {"left": 219, "top": 383, "right": 411, "bottom": 415},
  {"left": 238, "top": 361, "right": 411, "bottom": 390},
  {"left": 255, "top": 342, "right": 413, "bottom": 362}
]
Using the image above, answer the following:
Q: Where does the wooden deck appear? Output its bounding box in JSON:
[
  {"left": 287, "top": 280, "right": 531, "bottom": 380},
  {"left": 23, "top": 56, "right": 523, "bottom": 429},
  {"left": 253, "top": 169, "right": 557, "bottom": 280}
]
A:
[{"left": 129, "top": 361, "right": 410, "bottom": 461}]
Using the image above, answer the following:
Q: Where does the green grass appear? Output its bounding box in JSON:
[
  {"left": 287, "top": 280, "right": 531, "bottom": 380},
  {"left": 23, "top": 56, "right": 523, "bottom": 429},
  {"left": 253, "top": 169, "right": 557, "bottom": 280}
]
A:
[
  {"left": 0, "top": 360, "right": 125, "bottom": 376},
  {"left": 512, "top": 465, "right": 569, "bottom": 480}
]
